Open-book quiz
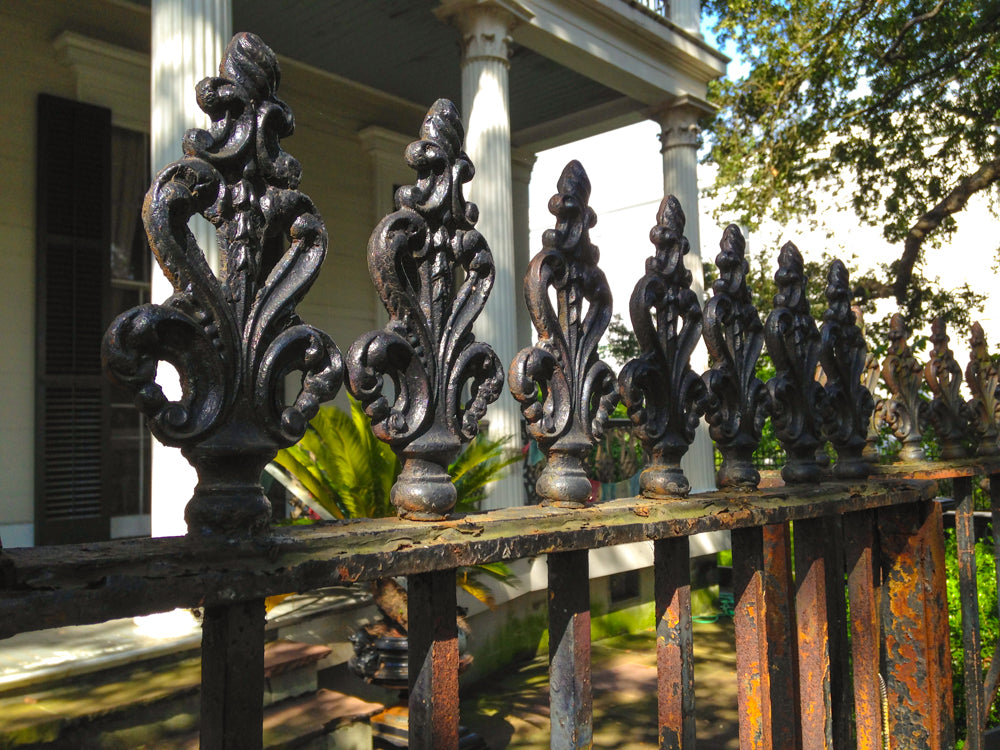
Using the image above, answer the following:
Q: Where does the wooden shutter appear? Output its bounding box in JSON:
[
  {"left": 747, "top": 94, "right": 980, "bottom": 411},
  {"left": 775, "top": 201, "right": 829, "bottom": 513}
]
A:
[{"left": 35, "top": 94, "right": 112, "bottom": 545}]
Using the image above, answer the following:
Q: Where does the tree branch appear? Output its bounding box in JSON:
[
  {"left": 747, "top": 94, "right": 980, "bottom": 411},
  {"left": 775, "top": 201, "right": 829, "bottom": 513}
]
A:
[
  {"left": 893, "top": 154, "right": 1000, "bottom": 302},
  {"left": 882, "top": 0, "right": 947, "bottom": 61}
]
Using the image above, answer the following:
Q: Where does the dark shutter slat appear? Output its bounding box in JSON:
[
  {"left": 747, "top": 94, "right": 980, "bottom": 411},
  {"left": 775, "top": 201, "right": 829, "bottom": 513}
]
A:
[{"left": 36, "top": 95, "right": 112, "bottom": 545}]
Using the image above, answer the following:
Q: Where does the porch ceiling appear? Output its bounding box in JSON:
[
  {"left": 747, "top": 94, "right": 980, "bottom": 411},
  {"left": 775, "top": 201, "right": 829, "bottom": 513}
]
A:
[{"left": 233, "top": 0, "right": 633, "bottom": 147}]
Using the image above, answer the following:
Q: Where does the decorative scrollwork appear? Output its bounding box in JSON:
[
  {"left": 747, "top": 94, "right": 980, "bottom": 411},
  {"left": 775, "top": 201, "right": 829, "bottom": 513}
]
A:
[
  {"left": 701, "top": 224, "right": 768, "bottom": 490},
  {"left": 858, "top": 308, "right": 883, "bottom": 463},
  {"left": 346, "top": 99, "right": 503, "bottom": 520},
  {"left": 818, "top": 261, "right": 874, "bottom": 478},
  {"left": 509, "top": 160, "right": 619, "bottom": 507},
  {"left": 102, "top": 33, "right": 342, "bottom": 537},
  {"left": 764, "top": 242, "right": 826, "bottom": 483},
  {"left": 965, "top": 321, "right": 1000, "bottom": 456},
  {"left": 618, "top": 196, "right": 706, "bottom": 498},
  {"left": 924, "top": 318, "right": 971, "bottom": 459},
  {"left": 878, "top": 314, "right": 928, "bottom": 461}
]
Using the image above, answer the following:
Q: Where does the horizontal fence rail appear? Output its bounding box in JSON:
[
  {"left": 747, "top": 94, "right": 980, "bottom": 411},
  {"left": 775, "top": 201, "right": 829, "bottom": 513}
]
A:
[{"left": 4, "top": 30, "right": 1000, "bottom": 750}]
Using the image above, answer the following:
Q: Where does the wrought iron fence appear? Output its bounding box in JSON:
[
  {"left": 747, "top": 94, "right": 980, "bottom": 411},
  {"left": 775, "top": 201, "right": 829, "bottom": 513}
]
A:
[{"left": 2, "top": 31, "right": 999, "bottom": 750}]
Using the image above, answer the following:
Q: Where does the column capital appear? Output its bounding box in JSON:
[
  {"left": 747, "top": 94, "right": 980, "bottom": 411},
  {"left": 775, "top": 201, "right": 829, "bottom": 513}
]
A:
[
  {"left": 436, "top": 0, "right": 533, "bottom": 65},
  {"left": 651, "top": 95, "right": 715, "bottom": 153}
]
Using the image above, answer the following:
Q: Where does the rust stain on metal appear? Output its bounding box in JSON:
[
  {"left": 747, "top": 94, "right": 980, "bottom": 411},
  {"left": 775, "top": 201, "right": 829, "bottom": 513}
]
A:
[
  {"left": 845, "top": 511, "right": 881, "bottom": 749},
  {"left": 794, "top": 518, "right": 833, "bottom": 749},
  {"left": 879, "top": 502, "right": 954, "bottom": 749},
  {"left": 656, "top": 537, "right": 694, "bottom": 748}
]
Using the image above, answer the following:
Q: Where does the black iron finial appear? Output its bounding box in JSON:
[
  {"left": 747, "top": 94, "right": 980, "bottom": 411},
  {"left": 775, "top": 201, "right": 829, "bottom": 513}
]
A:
[
  {"left": 819, "top": 260, "right": 874, "bottom": 477},
  {"left": 509, "top": 160, "right": 618, "bottom": 507},
  {"left": 346, "top": 99, "right": 504, "bottom": 520},
  {"left": 701, "top": 225, "right": 768, "bottom": 489},
  {"left": 764, "top": 242, "right": 826, "bottom": 483},
  {"left": 618, "top": 195, "right": 706, "bottom": 498},
  {"left": 966, "top": 321, "right": 1000, "bottom": 456},
  {"left": 102, "top": 32, "right": 343, "bottom": 537},
  {"left": 924, "top": 318, "right": 970, "bottom": 459},
  {"left": 879, "top": 313, "right": 927, "bottom": 461}
]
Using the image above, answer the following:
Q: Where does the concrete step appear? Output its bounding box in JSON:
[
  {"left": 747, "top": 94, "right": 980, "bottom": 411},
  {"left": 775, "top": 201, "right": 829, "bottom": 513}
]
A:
[
  {"left": 1, "top": 640, "right": 341, "bottom": 748},
  {"left": 175, "top": 689, "right": 384, "bottom": 750}
]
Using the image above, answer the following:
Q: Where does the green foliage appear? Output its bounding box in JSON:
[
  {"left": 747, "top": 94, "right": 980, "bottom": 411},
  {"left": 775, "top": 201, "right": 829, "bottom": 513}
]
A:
[
  {"left": 272, "top": 397, "right": 519, "bottom": 520},
  {"left": 273, "top": 397, "right": 399, "bottom": 519},
  {"left": 701, "top": 0, "right": 1000, "bottom": 294},
  {"left": 944, "top": 526, "right": 1000, "bottom": 741}
]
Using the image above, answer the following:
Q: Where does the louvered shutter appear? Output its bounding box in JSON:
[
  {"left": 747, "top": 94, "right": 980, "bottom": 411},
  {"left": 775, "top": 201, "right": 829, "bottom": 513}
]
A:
[{"left": 35, "top": 95, "right": 112, "bottom": 545}]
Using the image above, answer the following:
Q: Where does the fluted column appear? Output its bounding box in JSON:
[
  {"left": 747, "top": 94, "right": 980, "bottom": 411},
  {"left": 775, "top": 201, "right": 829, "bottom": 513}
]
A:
[
  {"left": 657, "top": 98, "right": 716, "bottom": 492},
  {"left": 512, "top": 148, "right": 537, "bottom": 352},
  {"left": 671, "top": 0, "right": 702, "bottom": 36},
  {"left": 438, "top": 0, "right": 531, "bottom": 510},
  {"left": 150, "top": 0, "right": 232, "bottom": 536}
]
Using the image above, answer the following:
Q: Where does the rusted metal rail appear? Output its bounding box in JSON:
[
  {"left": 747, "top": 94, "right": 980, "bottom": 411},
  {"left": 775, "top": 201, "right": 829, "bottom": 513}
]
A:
[{"left": 4, "top": 30, "right": 1000, "bottom": 750}]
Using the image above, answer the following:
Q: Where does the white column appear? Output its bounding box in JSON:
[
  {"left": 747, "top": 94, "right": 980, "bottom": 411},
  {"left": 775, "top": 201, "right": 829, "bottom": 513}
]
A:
[
  {"left": 656, "top": 98, "right": 716, "bottom": 492},
  {"left": 439, "top": 1, "right": 531, "bottom": 510},
  {"left": 150, "top": 0, "right": 231, "bottom": 537},
  {"left": 511, "top": 149, "right": 537, "bottom": 351},
  {"left": 670, "top": 0, "right": 702, "bottom": 36}
]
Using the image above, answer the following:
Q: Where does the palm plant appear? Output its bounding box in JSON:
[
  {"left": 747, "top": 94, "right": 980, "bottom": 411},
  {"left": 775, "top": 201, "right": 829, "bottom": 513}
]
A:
[{"left": 267, "top": 397, "right": 520, "bottom": 606}]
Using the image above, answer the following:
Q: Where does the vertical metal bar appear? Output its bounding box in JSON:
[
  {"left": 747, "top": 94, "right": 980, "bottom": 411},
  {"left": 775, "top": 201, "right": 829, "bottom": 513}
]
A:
[
  {"left": 655, "top": 536, "right": 694, "bottom": 749},
  {"left": 988, "top": 474, "right": 1000, "bottom": 716},
  {"left": 823, "top": 515, "right": 852, "bottom": 749},
  {"left": 794, "top": 517, "right": 834, "bottom": 750},
  {"left": 879, "top": 500, "right": 954, "bottom": 749},
  {"left": 548, "top": 549, "right": 592, "bottom": 750},
  {"left": 955, "top": 475, "right": 985, "bottom": 749},
  {"left": 732, "top": 523, "right": 800, "bottom": 750},
  {"left": 844, "top": 510, "right": 882, "bottom": 750},
  {"left": 200, "top": 599, "right": 265, "bottom": 750},
  {"left": 408, "top": 569, "right": 460, "bottom": 750}
]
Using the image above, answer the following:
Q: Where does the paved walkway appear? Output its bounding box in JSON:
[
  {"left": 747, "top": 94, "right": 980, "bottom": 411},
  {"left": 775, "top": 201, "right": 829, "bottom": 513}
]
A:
[{"left": 461, "top": 621, "right": 739, "bottom": 749}]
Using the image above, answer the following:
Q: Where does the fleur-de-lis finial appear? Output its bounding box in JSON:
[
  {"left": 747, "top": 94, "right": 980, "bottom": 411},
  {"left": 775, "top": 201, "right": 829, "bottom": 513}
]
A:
[
  {"left": 966, "top": 321, "right": 1000, "bottom": 456},
  {"left": 701, "top": 224, "right": 768, "bottom": 489},
  {"left": 818, "top": 260, "right": 874, "bottom": 477},
  {"left": 509, "top": 161, "right": 619, "bottom": 507},
  {"left": 764, "top": 242, "right": 826, "bottom": 483},
  {"left": 346, "top": 99, "right": 504, "bottom": 520},
  {"left": 102, "top": 33, "right": 343, "bottom": 537},
  {"left": 878, "top": 313, "right": 927, "bottom": 461},
  {"left": 618, "top": 196, "right": 706, "bottom": 497},
  {"left": 857, "top": 307, "right": 883, "bottom": 463},
  {"left": 925, "top": 318, "right": 970, "bottom": 459}
]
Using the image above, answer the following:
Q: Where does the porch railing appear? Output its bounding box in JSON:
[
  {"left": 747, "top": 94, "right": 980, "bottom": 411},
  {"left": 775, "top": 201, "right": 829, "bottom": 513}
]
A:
[{"left": 3, "top": 31, "right": 999, "bottom": 750}]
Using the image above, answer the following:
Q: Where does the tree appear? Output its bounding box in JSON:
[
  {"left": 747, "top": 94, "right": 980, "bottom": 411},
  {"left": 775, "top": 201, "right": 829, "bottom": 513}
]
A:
[{"left": 701, "top": 0, "right": 1000, "bottom": 306}]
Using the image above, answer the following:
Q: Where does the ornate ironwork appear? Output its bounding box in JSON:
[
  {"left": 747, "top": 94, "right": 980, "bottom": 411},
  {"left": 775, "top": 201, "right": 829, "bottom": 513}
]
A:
[
  {"left": 764, "top": 242, "right": 826, "bottom": 483},
  {"left": 878, "top": 314, "right": 927, "bottom": 461},
  {"left": 924, "top": 318, "right": 970, "bottom": 459},
  {"left": 818, "top": 260, "right": 874, "bottom": 478},
  {"left": 618, "top": 196, "right": 705, "bottom": 497},
  {"left": 509, "top": 161, "right": 619, "bottom": 507},
  {"left": 346, "top": 100, "right": 504, "bottom": 520},
  {"left": 102, "top": 32, "right": 342, "bottom": 537},
  {"left": 859, "top": 309, "right": 883, "bottom": 463},
  {"left": 701, "top": 224, "right": 767, "bottom": 490},
  {"left": 965, "top": 321, "right": 1000, "bottom": 457}
]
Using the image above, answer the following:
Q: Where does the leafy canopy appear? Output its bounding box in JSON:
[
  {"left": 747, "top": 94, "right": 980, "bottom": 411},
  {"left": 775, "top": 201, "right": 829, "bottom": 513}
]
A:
[{"left": 702, "top": 0, "right": 1000, "bottom": 302}]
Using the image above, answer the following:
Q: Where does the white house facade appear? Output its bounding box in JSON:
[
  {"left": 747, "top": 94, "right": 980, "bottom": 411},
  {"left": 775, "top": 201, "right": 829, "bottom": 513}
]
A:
[{"left": 0, "top": 0, "right": 726, "bottom": 547}]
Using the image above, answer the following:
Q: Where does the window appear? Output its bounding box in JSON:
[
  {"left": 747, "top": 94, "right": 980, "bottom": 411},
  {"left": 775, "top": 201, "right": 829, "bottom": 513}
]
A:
[{"left": 35, "top": 95, "right": 151, "bottom": 544}]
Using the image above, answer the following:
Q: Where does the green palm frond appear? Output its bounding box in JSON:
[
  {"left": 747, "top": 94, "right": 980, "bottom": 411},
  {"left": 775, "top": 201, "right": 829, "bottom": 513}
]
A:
[{"left": 270, "top": 396, "right": 399, "bottom": 520}]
